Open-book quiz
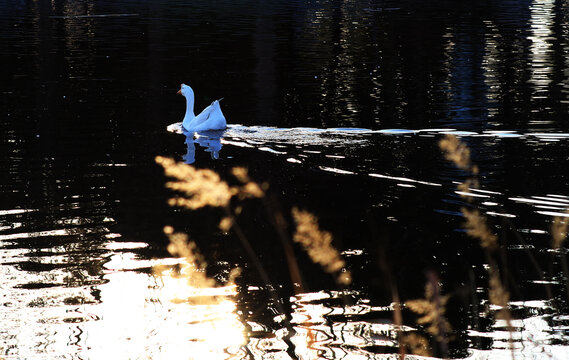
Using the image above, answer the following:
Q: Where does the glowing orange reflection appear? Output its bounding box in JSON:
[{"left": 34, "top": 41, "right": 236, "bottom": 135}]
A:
[{"left": 80, "top": 252, "right": 245, "bottom": 359}]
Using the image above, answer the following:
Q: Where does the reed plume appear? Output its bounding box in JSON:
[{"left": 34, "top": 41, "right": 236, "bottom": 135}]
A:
[
  {"left": 552, "top": 213, "right": 569, "bottom": 249},
  {"left": 440, "top": 134, "right": 481, "bottom": 207},
  {"left": 401, "top": 333, "right": 431, "bottom": 357},
  {"left": 231, "top": 167, "right": 266, "bottom": 199},
  {"left": 439, "top": 136, "right": 499, "bottom": 250},
  {"left": 461, "top": 208, "right": 498, "bottom": 251},
  {"left": 153, "top": 226, "right": 241, "bottom": 304},
  {"left": 406, "top": 277, "right": 451, "bottom": 345},
  {"left": 291, "top": 207, "right": 351, "bottom": 285},
  {"left": 439, "top": 135, "right": 515, "bottom": 357},
  {"left": 155, "top": 157, "right": 306, "bottom": 342},
  {"left": 156, "top": 156, "right": 355, "bottom": 358},
  {"left": 155, "top": 157, "right": 266, "bottom": 210},
  {"left": 155, "top": 156, "right": 233, "bottom": 209},
  {"left": 219, "top": 216, "right": 233, "bottom": 232},
  {"left": 155, "top": 226, "right": 215, "bottom": 288},
  {"left": 439, "top": 134, "right": 479, "bottom": 174},
  {"left": 457, "top": 178, "right": 480, "bottom": 194},
  {"left": 551, "top": 211, "right": 569, "bottom": 301},
  {"left": 488, "top": 270, "right": 511, "bottom": 323}
]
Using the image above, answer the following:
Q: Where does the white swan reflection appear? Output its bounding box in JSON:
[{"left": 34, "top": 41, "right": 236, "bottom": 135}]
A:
[{"left": 183, "top": 130, "right": 224, "bottom": 164}]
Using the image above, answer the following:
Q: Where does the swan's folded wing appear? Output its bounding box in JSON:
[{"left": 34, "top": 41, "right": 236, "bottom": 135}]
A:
[{"left": 187, "top": 103, "right": 215, "bottom": 128}]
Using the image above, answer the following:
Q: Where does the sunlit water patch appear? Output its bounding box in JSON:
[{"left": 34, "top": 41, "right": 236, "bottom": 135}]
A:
[
  {"left": 0, "top": 235, "right": 245, "bottom": 359},
  {"left": 288, "top": 291, "right": 404, "bottom": 358}
]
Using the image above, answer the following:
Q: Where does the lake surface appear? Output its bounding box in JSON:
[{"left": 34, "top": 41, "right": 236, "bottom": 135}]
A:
[{"left": 2, "top": 0, "right": 569, "bottom": 358}]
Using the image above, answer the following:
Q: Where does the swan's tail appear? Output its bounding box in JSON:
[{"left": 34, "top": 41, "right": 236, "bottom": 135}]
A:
[{"left": 211, "top": 98, "right": 224, "bottom": 106}]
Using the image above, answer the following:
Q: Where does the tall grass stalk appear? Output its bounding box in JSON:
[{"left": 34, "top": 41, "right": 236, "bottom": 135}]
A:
[
  {"left": 155, "top": 136, "right": 568, "bottom": 359},
  {"left": 439, "top": 135, "right": 515, "bottom": 359},
  {"left": 155, "top": 157, "right": 354, "bottom": 358},
  {"left": 406, "top": 272, "right": 451, "bottom": 358},
  {"left": 552, "top": 213, "right": 569, "bottom": 300}
]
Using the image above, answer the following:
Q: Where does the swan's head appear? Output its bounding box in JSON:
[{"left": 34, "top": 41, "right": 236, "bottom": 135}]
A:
[{"left": 177, "top": 83, "right": 194, "bottom": 98}]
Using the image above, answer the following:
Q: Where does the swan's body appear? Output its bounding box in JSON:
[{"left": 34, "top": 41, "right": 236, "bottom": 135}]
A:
[{"left": 178, "top": 83, "right": 226, "bottom": 132}]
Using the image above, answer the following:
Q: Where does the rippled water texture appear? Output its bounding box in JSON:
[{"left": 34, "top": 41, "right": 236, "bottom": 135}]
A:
[{"left": 2, "top": 0, "right": 569, "bottom": 359}]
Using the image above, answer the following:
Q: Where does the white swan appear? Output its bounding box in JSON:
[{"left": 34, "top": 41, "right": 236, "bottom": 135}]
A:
[{"left": 177, "top": 83, "right": 226, "bottom": 132}]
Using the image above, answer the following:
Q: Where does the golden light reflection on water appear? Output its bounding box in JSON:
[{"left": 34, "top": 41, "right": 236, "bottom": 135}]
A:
[
  {"left": 82, "top": 233, "right": 246, "bottom": 360},
  {"left": 0, "top": 235, "right": 245, "bottom": 359},
  {"left": 81, "top": 263, "right": 245, "bottom": 359}
]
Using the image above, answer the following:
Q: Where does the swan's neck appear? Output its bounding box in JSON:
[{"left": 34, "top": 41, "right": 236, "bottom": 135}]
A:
[{"left": 184, "top": 94, "right": 196, "bottom": 121}]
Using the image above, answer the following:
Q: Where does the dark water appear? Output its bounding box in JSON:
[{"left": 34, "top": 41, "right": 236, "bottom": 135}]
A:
[{"left": 2, "top": 0, "right": 569, "bottom": 358}]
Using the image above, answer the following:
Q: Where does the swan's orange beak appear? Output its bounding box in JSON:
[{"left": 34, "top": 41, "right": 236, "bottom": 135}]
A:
[{"left": 177, "top": 89, "right": 182, "bottom": 95}]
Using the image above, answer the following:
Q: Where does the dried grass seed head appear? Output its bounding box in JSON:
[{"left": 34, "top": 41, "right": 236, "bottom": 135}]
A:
[
  {"left": 292, "top": 208, "right": 352, "bottom": 285},
  {"left": 231, "top": 167, "right": 250, "bottom": 183},
  {"left": 552, "top": 213, "right": 569, "bottom": 249},
  {"left": 231, "top": 167, "right": 264, "bottom": 198},
  {"left": 439, "top": 135, "right": 474, "bottom": 172},
  {"left": 461, "top": 207, "right": 498, "bottom": 251},
  {"left": 488, "top": 270, "right": 512, "bottom": 324},
  {"left": 219, "top": 217, "right": 233, "bottom": 232},
  {"left": 405, "top": 282, "right": 452, "bottom": 342},
  {"left": 156, "top": 156, "right": 233, "bottom": 209},
  {"left": 155, "top": 226, "right": 241, "bottom": 293},
  {"left": 402, "top": 333, "right": 431, "bottom": 357}
]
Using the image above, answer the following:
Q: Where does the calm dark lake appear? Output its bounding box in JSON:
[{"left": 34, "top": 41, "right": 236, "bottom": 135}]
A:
[{"left": 2, "top": 0, "right": 569, "bottom": 358}]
